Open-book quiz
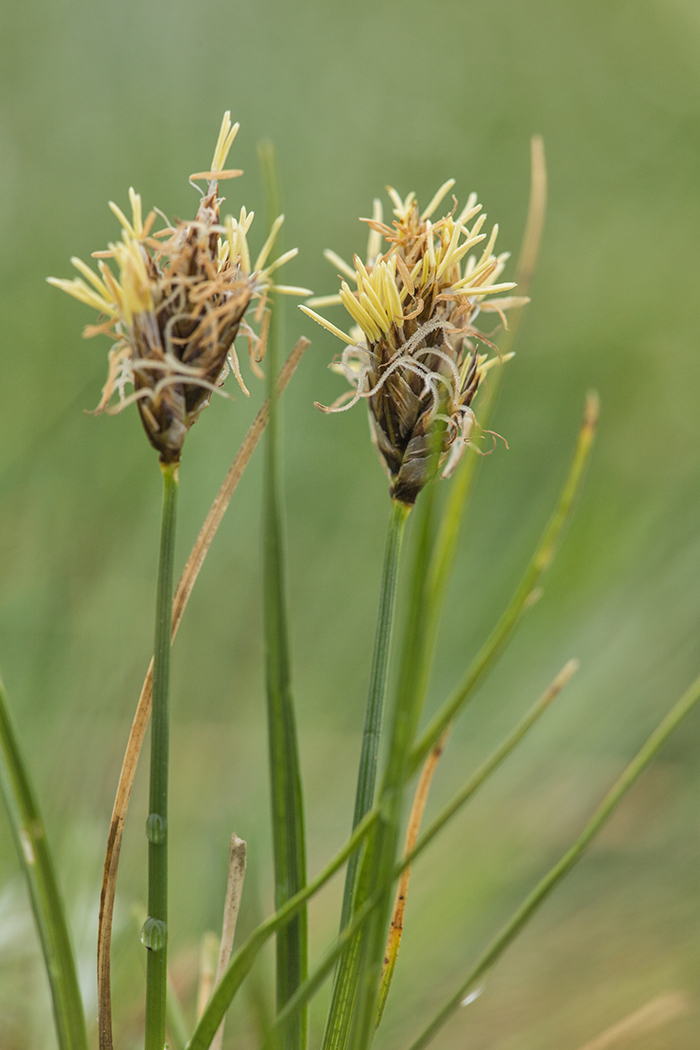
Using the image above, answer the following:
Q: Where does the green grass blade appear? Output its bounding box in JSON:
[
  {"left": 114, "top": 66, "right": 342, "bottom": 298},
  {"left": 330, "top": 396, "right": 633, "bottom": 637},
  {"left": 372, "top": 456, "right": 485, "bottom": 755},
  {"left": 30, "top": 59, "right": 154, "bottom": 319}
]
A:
[
  {"left": 322, "top": 497, "right": 410, "bottom": 1050},
  {"left": 410, "top": 391, "right": 599, "bottom": 775},
  {"left": 259, "top": 140, "right": 308, "bottom": 1050},
  {"left": 144, "top": 460, "right": 179, "bottom": 1050},
  {"left": 186, "top": 811, "right": 378, "bottom": 1050},
  {"left": 0, "top": 681, "right": 88, "bottom": 1050},
  {"left": 406, "top": 669, "right": 700, "bottom": 1050},
  {"left": 419, "top": 132, "right": 548, "bottom": 674},
  {"left": 405, "top": 660, "right": 578, "bottom": 867}
]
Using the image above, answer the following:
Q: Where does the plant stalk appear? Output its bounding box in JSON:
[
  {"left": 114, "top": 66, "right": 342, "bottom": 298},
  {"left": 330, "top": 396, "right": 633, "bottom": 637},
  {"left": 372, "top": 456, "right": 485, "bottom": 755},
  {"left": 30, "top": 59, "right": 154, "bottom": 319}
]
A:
[
  {"left": 321, "top": 497, "right": 409, "bottom": 1050},
  {"left": 144, "top": 459, "right": 179, "bottom": 1050}
]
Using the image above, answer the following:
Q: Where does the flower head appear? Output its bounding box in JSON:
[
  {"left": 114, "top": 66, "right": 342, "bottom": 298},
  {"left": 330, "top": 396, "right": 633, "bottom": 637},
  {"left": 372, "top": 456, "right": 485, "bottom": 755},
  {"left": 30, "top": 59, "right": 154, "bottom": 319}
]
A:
[
  {"left": 49, "top": 113, "right": 310, "bottom": 463},
  {"left": 301, "top": 182, "right": 528, "bottom": 505}
]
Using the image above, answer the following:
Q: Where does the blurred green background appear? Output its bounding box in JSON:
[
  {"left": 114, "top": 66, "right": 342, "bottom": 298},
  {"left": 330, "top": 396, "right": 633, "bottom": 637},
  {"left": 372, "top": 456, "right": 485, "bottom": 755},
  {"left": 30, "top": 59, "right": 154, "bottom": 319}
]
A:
[{"left": 1, "top": 0, "right": 700, "bottom": 1046}]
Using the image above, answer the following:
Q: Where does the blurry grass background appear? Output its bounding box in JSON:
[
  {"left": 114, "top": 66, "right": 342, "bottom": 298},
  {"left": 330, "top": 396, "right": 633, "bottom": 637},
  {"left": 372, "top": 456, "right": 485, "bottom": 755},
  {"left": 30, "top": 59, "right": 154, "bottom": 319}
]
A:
[{"left": 1, "top": 0, "right": 700, "bottom": 1046}]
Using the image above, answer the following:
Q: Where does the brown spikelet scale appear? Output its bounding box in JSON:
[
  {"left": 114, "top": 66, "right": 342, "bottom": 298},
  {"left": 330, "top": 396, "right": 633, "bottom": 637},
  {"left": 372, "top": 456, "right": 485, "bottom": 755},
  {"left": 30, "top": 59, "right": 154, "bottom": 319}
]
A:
[{"left": 303, "top": 183, "right": 530, "bottom": 504}]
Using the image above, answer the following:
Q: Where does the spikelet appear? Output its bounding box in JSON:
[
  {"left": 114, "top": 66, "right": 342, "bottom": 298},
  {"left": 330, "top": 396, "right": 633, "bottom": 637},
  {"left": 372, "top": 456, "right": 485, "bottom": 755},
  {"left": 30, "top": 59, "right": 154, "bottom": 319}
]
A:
[
  {"left": 302, "top": 183, "right": 528, "bottom": 504},
  {"left": 49, "top": 113, "right": 310, "bottom": 463}
]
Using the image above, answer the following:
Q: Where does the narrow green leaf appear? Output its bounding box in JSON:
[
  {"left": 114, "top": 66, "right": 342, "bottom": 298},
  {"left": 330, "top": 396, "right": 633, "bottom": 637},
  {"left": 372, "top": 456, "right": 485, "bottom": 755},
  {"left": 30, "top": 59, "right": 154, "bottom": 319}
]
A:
[
  {"left": 0, "top": 680, "right": 88, "bottom": 1050},
  {"left": 259, "top": 140, "right": 308, "bottom": 1050},
  {"left": 410, "top": 391, "right": 599, "bottom": 774},
  {"left": 407, "top": 668, "right": 700, "bottom": 1050}
]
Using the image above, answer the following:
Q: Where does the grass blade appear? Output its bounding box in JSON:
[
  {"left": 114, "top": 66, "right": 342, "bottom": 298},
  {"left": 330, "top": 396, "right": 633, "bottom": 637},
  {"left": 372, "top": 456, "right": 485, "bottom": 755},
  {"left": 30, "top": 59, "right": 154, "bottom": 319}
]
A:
[
  {"left": 0, "top": 680, "right": 88, "bottom": 1050},
  {"left": 573, "top": 993, "right": 689, "bottom": 1050},
  {"left": 144, "top": 460, "right": 179, "bottom": 1050},
  {"left": 410, "top": 390, "right": 599, "bottom": 774},
  {"left": 405, "top": 660, "right": 578, "bottom": 866},
  {"left": 259, "top": 139, "right": 308, "bottom": 1050},
  {"left": 406, "top": 669, "right": 700, "bottom": 1050},
  {"left": 97, "top": 338, "right": 308, "bottom": 1050},
  {"left": 374, "top": 731, "right": 446, "bottom": 1029}
]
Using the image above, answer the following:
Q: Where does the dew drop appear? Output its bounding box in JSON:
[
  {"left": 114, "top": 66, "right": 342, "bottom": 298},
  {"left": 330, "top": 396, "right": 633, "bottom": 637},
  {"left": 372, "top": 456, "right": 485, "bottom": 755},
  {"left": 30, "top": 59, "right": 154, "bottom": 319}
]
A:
[
  {"left": 461, "top": 985, "right": 485, "bottom": 1007},
  {"left": 141, "top": 917, "right": 167, "bottom": 952},
  {"left": 146, "top": 813, "right": 167, "bottom": 844}
]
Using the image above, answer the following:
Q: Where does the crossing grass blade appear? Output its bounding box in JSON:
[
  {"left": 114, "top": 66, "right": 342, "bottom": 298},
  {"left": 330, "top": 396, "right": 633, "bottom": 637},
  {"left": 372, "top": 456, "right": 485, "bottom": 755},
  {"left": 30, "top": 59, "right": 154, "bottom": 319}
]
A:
[{"left": 410, "top": 390, "right": 599, "bottom": 774}]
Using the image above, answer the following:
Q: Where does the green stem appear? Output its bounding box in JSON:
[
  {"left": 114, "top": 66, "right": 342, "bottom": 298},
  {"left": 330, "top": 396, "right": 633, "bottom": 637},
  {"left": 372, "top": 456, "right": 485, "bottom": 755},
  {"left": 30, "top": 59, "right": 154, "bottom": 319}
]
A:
[
  {"left": 259, "top": 140, "right": 308, "bottom": 1050},
  {"left": 321, "top": 498, "right": 409, "bottom": 1050},
  {"left": 0, "top": 681, "right": 88, "bottom": 1050},
  {"left": 342, "top": 498, "right": 411, "bottom": 920},
  {"left": 349, "top": 487, "right": 439, "bottom": 1050},
  {"left": 406, "top": 669, "right": 700, "bottom": 1050},
  {"left": 144, "top": 460, "right": 179, "bottom": 1050}
]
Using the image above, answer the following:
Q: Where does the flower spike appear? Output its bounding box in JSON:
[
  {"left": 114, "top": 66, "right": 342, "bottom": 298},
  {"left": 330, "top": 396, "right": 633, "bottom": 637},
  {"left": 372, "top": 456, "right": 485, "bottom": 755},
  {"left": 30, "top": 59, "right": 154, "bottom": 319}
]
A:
[
  {"left": 302, "top": 182, "right": 528, "bottom": 504},
  {"left": 49, "top": 113, "right": 307, "bottom": 463}
]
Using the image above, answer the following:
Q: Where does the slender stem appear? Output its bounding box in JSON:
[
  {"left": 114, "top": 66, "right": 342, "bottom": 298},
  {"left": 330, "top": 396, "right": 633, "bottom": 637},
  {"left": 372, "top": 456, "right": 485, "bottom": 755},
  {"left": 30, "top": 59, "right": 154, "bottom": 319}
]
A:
[
  {"left": 259, "top": 140, "right": 308, "bottom": 1050},
  {"left": 97, "top": 338, "right": 308, "bottom": 1050},
  {"left": 341, "top": 498, "right": 411, "bottom": 921},
  {"left": 350, "top": 489, "right": 440, "bottom": 1050},
  {"left": 321, "top": 498, "right": 409, "bottom": 1050},
  {"left": 144, "top": 460, "right": 179, "bottom": 1050},
  {"left": 406, "top": 669, "right": 700, "bottom": 1050},
  {"left": 0, "top": 681, "right": 88, "bottom": 1050}
]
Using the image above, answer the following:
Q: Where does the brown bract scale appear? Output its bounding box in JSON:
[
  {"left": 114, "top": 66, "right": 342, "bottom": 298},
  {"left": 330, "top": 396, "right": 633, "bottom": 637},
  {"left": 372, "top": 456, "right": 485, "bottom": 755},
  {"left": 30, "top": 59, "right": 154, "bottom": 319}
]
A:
[{"left": 302, "top": 184, "right": 528, "bottom": 505}]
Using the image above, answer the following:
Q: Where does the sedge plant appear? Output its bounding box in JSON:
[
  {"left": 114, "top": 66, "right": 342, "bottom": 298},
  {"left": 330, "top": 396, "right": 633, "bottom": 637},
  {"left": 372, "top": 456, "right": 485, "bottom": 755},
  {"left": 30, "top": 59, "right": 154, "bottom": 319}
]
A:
[{"left": 0, "top": 116, "right": 697, "bottom": 1050}]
